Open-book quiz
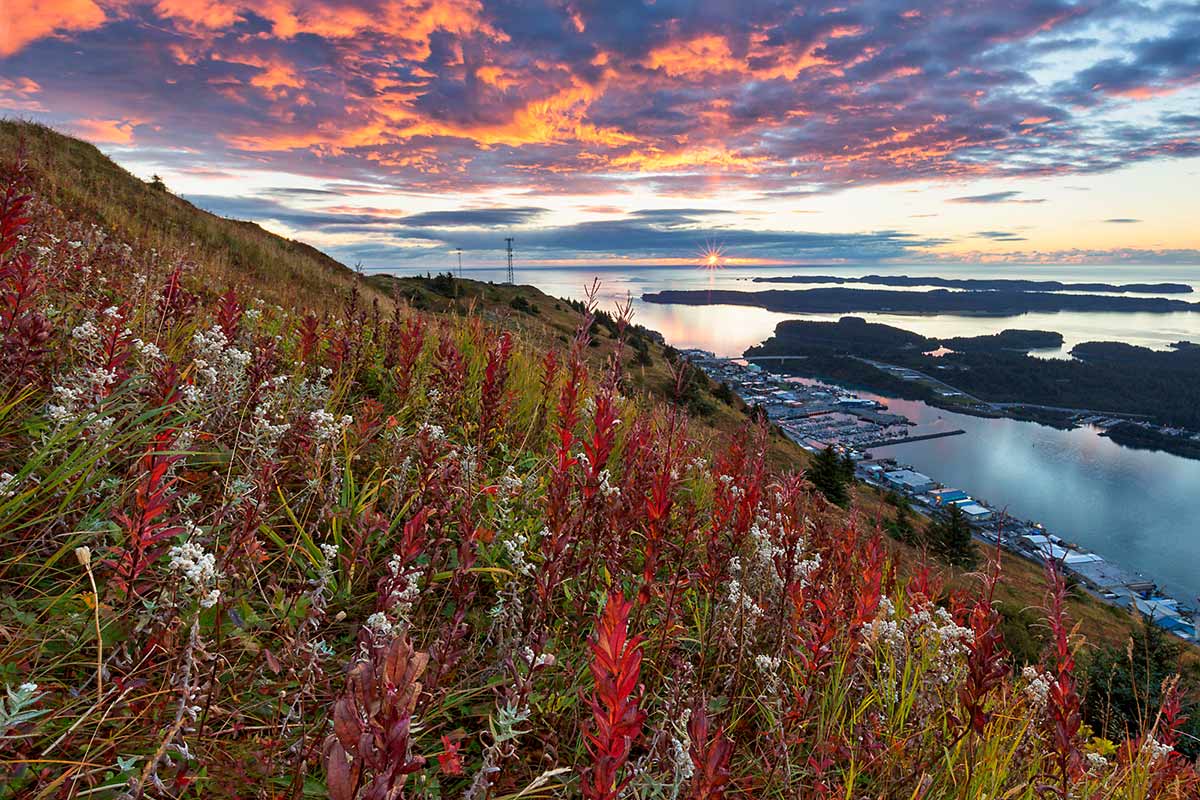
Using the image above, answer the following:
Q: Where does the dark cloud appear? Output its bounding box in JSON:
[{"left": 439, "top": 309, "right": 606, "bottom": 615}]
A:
[
  {"left": 375, "top": 217, "right": 948, "bottom": 264},
  {"left": 1054, "top": 13, "right": 1200, "bottom": 105},
  {"left": 396, "top": 208, "right": 548, "bottom": 228},
  {"left": 973, "top": 230, "right": 1027, "bottom": 241},
  {"left": 1103, "top": 218, "right": 1141, "bottom": 223},
  {"left": 949, "top": 192, "right": 1025, "bottom": 204}
]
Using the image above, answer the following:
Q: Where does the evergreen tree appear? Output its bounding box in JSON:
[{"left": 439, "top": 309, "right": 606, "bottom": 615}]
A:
[
  {"left": 887, "top": 500, "right": 917, "bottom": 544},
  {"left": 927, "top": 503, "right": 977, "bottom": 568},
  {"left": 808, "top": 445, "right": 850, "bottom": 507},
  {"left": 839, "top": 451, "right": 856, "bottom": 485}
]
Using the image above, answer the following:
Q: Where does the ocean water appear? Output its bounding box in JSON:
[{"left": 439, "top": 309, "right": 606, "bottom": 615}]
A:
[{"left": 387, "top": 263, "right": 1200, "bottom": 358}]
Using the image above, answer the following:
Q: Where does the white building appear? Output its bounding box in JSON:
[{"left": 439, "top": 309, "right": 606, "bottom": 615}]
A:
[{"left": 883, "top": 469, "right": 936, "bottom": 494}]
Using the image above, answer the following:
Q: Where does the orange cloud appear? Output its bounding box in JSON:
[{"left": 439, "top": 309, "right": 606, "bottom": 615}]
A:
[
  {"left": 69, "top": 117, "right": 142, "bottom": 144},
  {"left": 645, "top": 34, "right": 740, "bottom": 77},
  {"left": 149, "top": 0, "right": 501, "bottom": 61},
  {"left": 1, "top": 0, "right": 108, "bottom": 56},
  {"left": 0, "top": 76, "right": 45, "bottom": 112}
]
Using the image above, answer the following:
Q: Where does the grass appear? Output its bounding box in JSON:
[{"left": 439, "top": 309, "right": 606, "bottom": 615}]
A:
[{"left": 0, "top": 122, "right": 1197, "bottom": 798}]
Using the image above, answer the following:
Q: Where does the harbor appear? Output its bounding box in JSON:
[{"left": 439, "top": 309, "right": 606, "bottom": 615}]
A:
[{"left": 683, "top": 349, "right": 1199, "bottom": 642}]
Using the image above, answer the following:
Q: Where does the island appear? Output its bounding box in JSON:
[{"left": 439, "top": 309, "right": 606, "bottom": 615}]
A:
[
  {"left": 750, "top": 274, "right": 1195, "bottom": 294},
  {"left": 642, "top": 288, "right": 1200, "bottom": 315},
  {"left": 743, "top": 317, "right": 1200, "bottom": 459}
]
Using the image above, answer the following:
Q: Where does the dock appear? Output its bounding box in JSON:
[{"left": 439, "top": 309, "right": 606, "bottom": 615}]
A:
[{"left": 861, "top": 429, "right": 966, "bottom": 448}]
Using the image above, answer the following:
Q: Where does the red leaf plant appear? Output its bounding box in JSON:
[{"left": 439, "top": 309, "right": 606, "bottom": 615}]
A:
[
  {"left": 477, "top": 331, "right": 513, "bottom": 449},
  {"left": 323, "top": 635, "right": 428, "bottom": 800},
  {"left": 0, "top": 177, "right": 53, "bottom": 390},
  {"left": 1041, "top": 560, "right": 1084, "bottom": 797},
  {"left": 687, "top": 702, "right": 734, "bottom": 800},
  {"left": 581, "top": 590, "right": 645, "bottom": 800},
  {"left": 957, "top": 554, "right": 1009, "bottom": 736},
  {"left": 106, "top": 430, "right": 185, "bottom": 599}
]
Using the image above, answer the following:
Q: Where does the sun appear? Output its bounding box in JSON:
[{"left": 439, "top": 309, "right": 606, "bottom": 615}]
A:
[{"left": 697, "top": 241, "right": 727, "bottom": 270}]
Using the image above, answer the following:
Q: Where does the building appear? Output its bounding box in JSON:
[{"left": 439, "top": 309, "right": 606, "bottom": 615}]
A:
[
  {"left": 883, "top": 469, "right": 935, "bottom": 494},
  {"left": 957, "top": 502, "right": 993, "bottom": 521},
  {"left": 930, "top": 488, "right": 969, "bottom": 506},
  {"left": 1155, "top": 616, "right": 1195, "bottom": 639}
]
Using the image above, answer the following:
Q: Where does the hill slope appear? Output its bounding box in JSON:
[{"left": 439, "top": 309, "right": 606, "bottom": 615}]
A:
[
  {"left": 0, "top": 123, "right": 1196, "bottom": 798},
  {"left": 0, "top": 120, "right": 366, "bottom": 309}
]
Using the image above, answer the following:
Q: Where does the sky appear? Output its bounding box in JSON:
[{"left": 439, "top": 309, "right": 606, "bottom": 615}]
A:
[{"left": 2, "top": 0, "right": 1199, "bottom": 268}]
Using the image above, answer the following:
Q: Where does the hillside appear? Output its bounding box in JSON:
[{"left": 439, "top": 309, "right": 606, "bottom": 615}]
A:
[
  {"left": 0, "top": 121, "right": 368, "bottom": 311},
  {"left": 1, "top": 122, "right": 1197, "bottom": 798}
]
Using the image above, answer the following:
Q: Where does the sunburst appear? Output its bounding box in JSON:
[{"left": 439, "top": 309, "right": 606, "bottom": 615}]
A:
[{"left": 697, "top": 240, "right": 727, "bottom": 270}]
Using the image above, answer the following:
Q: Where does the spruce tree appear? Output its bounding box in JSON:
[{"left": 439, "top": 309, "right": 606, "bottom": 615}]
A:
[
  {"left": 808, "top": 445, "right": 850, "bottom": 507},
  {"left": 928, "top": 503, "right": 977, "bottom": 568}
]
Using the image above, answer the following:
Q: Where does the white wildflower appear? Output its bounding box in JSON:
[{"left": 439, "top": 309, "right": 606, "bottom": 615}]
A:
[{"left": 168, "top": 538, "right": 221, "bottom": 608}]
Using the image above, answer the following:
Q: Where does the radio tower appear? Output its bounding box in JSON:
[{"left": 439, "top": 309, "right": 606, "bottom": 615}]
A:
[
  {"left": 504, "top": 237, "right": 514, "bottom": 284},
  {"left": 455, "top": 247, "right": 463, "bottom": 279}
]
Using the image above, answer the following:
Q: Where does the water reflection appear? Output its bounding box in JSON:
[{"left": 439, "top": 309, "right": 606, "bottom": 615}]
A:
[
  {"left": 866, "top": 392, "right": 1200, "bottom": 603},
  {"left": 396, "top": 263, "right": 1200, "bottom": 358}
]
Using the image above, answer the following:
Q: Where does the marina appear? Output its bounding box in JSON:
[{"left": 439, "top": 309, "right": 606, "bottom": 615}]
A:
[{"left": 683, "top": 349, "right": 1199, "bottom": 642}]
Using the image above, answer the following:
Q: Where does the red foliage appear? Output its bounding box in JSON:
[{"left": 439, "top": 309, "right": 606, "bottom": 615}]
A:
[
  {"left": 298, "top": 312, "right": 322, "bottom": 365},
  {"left": 323, "top": 636, "right": 428, "bottom": 800},
  {"left": 582, "top": 591, "right": 645, "bottom": 800},
  {"left": 156, "top": 265, "right": 197, "bottom": 325},
  {"left": 106, "top": 431, "right": 185, "bottom": 598},
  {"left": 957, "top": 556, "right": 1009, "bottom": 735},
  {"left": 1042, "top": 561, "right": 1084, "bottom": 795},
  {"left": 477, "top": 331, "right": 513, "bottom": 448},
  {"left": 687, "top": 703, "right": 733, "bottom": 800},
  {"left": 0, "top": 179, "right": 53, "bottom": 389},
  {"left": 215, "top": 288, "right": 243, "bottom": 342}
]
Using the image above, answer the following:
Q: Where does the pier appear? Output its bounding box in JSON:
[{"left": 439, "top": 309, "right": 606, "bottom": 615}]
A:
[{"left": 860, "top": 429, "right": 965, "bottom": 448}]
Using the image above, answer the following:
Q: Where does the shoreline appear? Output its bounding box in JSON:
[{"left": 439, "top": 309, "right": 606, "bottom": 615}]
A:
[{"left": 683, "top": 349, "right": 1199, "bottom": 641}]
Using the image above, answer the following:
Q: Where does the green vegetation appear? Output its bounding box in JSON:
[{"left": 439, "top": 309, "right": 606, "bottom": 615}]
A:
[
  {"left": 806, "top": 445, "right": 854, "bottom": 507},
  {"left": 925, "top": 503, "right": 980, "bottom": 569},
  {"left": 1085, "top": 618, "right": 1200, "bottom": 757}
]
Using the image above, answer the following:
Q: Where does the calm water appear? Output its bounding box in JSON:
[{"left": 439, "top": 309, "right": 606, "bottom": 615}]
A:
[
  {"left": 391, "top": 263, "right": 1200, "bottom": 358},
  {"left": 385, "top": 262, "right": 1200, "bottom": 602},
  {"left": 865, "top": 393, "right": 1200, "bottom": 604}
]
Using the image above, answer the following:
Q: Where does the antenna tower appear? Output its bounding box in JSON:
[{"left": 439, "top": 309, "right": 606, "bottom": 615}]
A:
[
  {"left": 455, "top": 247, "right": 463, "bottom": 279},
  {"left": 504, "top": 237, "right": 514, "bottom": 284}
]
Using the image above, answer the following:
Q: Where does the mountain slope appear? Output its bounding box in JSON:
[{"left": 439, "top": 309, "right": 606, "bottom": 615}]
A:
[{"left": 0, "top": 120, "right": 365, "bottom": 309}]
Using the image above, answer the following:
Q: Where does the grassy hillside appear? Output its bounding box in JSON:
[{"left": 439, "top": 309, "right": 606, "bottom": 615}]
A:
[
  {"left": 1, "top": 123, "right": 1197, "bottom": 798},
  {"left": 0, "top": 120, "right": 367, "bottom": 310}
]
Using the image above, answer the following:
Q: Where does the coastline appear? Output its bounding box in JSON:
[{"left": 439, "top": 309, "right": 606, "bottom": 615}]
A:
[{"left": 681, "top": 349, "right": 1199, "bottom": 642}]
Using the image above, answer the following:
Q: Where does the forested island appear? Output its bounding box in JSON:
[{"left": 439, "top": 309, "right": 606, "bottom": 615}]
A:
[
  {"left": 745, "top": 317, "right": 1200, "bottom": 456},
  {"left": 643, "top": 287, "right": 1199, "bottom": 314},
  {"left": 750, "top": 274, "right": 1194, "bottom": 294}
]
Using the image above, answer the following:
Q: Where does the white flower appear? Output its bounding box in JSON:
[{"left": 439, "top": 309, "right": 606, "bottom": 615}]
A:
[
  {"left": 364, "top": 612, "right": 395, "bottom": 638},
  {"left": 168, "top": 538, "right": 221, "bottom": 608},
  {"left": 0, "top": 472, "right": 17, "bottom": 499},
  {"left": 597, "top": 469, "right": 619, "bottom": 498},
  {"left": 1022, "top": 665, "right": 1052, "bottom": 710},
  {"left": 310, "top": 410, "right": 352, "bottom": 443},
  {"left": 1141, "top": 737, "right": 1173, "bottom": 764},
  {"left": 419, "top": 422, "right": 446, "bottom": 442}
]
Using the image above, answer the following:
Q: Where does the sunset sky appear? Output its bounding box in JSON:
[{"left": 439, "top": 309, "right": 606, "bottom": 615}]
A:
[{"left": 3, "top": 0, "right": 1199, "bottom": 268}]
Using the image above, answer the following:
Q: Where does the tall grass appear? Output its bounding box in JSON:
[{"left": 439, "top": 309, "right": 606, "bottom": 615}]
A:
[{"left": 0, "top": 157, "right": 1196, "bottom": 799}]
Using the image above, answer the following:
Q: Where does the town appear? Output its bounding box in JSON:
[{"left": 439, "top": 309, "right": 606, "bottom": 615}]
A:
[{"left": 683, "top": 349, "right": 1199, "bottom": 642}]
